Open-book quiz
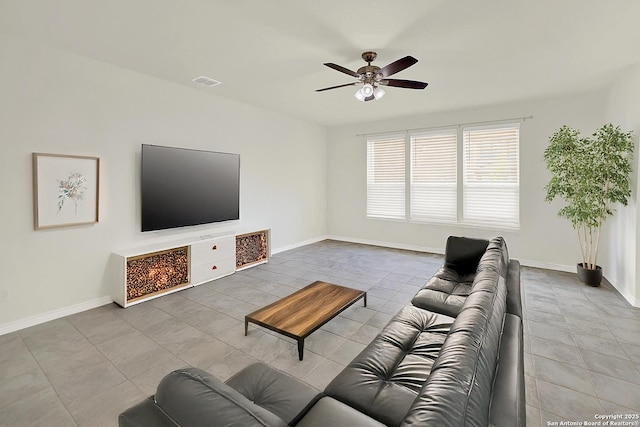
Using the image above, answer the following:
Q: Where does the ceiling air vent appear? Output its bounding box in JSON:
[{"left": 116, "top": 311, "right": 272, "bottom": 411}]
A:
[{"left": 192, "top": 76, "right": 221, "bottom": 87}]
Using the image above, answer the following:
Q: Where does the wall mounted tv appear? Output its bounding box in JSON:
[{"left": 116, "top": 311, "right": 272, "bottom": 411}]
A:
[{"left": 141, "top": 144, "right": 240, "bottom": 232}]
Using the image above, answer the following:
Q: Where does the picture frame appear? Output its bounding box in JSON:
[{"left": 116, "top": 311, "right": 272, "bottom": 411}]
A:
[{"left": 32, "top": 153, "right": 100, "bottom": 230}]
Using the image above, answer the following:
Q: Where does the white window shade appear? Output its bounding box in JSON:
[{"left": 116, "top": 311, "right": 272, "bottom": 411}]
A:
[
  {"left": 410, "top": 130, "right": 457, "bottom": 222},
  {"left": 366, "top": 135, "right": 406, "bottom": 219},
  {"left": 463, "top": 124, "right": 519, "bottom": 227}
]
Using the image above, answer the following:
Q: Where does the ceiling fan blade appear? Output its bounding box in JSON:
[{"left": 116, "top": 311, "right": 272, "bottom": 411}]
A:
[
  {"left": 379, "top": 56, "right": 418, "bottom": 77},
  {"left": 381, "top": 79, "right": 428, "bottom": 89},
  {"left": 324, "top": 63, "right": 361, "bottom": 78},
  {"left": 315, "top": 82, "right": 360, "bottom": 92}
]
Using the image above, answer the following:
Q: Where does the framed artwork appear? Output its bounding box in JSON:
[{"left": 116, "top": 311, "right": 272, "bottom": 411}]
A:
[{"left": 32, "top": 153, "right": 100, "bottom": 230}]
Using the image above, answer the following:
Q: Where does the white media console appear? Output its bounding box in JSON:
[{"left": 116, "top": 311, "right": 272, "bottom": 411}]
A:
[{"left": 113, "top": 229, "right": 269, "bottom": 308}]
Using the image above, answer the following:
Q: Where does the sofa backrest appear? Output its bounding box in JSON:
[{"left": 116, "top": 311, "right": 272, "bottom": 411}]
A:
[
  {"left": 477, "top": 237, "right": 522, "bottom": 319},
  {"left": 400, "top": 249, "right": 508, "bottom": 427},
  {"left": 475, "top": 237, "right": 509, "bottom": 275},
  {"left": 444, "top": 236, "right": 490, "bottom": 274}
]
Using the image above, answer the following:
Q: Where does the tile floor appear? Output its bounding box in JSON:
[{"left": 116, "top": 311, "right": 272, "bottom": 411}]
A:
[{"left": 1, "top": 240, "right": 639, "bottom": 426}]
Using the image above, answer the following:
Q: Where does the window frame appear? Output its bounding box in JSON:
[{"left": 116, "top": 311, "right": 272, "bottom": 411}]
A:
[
  {"left": 409, "top": 128, "right": 458, "bottom": 223},
  {"left": 461, "top": 123, "right": 520, "bottom": 228},
  {"left": 365, "top": 134, "right": 406, "bottom": 220},
  {"left": 365, "top": 123, "right": 520, "bottom": 230}
]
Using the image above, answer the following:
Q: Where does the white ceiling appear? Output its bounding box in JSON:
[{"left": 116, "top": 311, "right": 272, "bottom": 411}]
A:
[{"left": 2, "top": 0, "right": 640, "bottom": 127}]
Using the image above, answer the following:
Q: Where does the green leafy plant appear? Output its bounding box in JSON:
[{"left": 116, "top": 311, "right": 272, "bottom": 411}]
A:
[{"left": 544, "top": 124, "right": 634, "bottom": 270}]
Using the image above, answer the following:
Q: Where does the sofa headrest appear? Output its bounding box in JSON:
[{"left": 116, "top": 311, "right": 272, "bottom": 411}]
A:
[{"left": 444, "top": 236, "right": 489, "bottom": 274}]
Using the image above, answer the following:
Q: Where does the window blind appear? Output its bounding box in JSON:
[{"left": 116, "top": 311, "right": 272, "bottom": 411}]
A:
[
  {"left": 366, "top": 135, "right": 406, "bottom": 219},
  {"left": 410, "top": 130, "right": 457, "bottom": 221},
  {"left": 463, "top": 124, "right": 519, "bottom": 227}
]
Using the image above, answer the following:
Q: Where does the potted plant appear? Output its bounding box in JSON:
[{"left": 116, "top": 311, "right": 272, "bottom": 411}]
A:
[{"left": 543, "top": 124, "right": 634, "bottom": 286}]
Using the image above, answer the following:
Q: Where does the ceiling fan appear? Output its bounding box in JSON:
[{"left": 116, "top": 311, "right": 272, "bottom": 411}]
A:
[{"left": 316, "top": 51, "right": 428, "bottom": 102}]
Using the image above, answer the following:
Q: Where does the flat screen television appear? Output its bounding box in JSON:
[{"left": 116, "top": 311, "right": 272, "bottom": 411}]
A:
[{"left": 141, "top": 144, "right": 240, "bottom": 232}]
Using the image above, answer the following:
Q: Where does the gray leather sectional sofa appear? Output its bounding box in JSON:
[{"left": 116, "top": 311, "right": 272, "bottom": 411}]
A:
[{"left": 119, "top": 236, "right": 525, "bottom": 427}]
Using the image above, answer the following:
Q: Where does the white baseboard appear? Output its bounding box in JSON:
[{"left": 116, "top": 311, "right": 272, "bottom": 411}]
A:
[
  {"left": 0, "top": 234, "right": 326, "bottom": 336},
  {"left": 616, "top": 287, "right": 639, "bottom": 307},
  {"left": 327, "top": 236, "right": 583, "bottom": 274},
  {"left": 271, "top": 235, "right": 329, "bottom": 255},
  {"left": 519, "top": 259, "right": 638, "bottom": 307},
  {"left": 604, "top": 278, "right": 639, "bottom": 308},
  {"left": 0, "top": 296, "right": 113, "bottom": 336},
  {"left": 517, "top": 258, "right": 575, "bottom": 273},
  {"left": 326, "top": 235, "right": 445, "bottom": 255},
  {"left": 4, "top": 235, "right": 636, "bottom": 336}
]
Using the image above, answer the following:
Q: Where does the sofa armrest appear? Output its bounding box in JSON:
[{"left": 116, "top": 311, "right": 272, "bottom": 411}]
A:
[
  {"left": 489, "top": 313, "right": 525, "bottom": 427},
  {"left": 225, "top": 363, "right": 320, "bottom": 425},
  {"left": 154, "top": 368, "right": 287, "bottom": 427}
]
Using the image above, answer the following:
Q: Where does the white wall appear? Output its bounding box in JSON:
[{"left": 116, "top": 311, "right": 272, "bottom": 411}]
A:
[
  {"left": 0, "top": 35, "right": 328, "bottom": 329},
  {"left": 326, "top": 92, "right": 607, "bottom": 269},
  {"left": 603, "top": 64, "right": 640, "bottom": 306}
]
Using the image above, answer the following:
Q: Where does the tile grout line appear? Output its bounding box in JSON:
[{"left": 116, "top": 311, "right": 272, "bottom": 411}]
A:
[{"left": 21, "top": 320, "right": 84, "bottom": 427}]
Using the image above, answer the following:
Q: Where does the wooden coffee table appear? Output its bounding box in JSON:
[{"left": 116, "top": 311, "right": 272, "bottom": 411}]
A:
[{"left": 245, "top": 281, "right": 367, "bottom": 360}]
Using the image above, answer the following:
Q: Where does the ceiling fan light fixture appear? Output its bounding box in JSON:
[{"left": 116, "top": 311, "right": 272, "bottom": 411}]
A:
[
  {"left": 373, "top": 86, "right": 385, "bottom": 100},
  {"left": 354, "top": 89, "right": 366, "bottom": 102},
  {"left": 361, "top": 83, "right": 374, "bottom": 97}
]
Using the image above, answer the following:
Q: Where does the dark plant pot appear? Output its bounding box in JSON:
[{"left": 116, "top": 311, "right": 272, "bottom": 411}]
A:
[{"left": 577, "top": 263, "right": 602, "bottom": 287}]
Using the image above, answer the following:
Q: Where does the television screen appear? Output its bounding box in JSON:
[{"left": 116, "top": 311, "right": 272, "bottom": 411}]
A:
[{"left": 141, "top": 144, "right": 240, "bottom": 232}]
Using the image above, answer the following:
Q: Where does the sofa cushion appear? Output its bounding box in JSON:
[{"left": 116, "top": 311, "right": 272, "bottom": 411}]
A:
[
  {"left": 295, "top": 397, "right": 387, "bottom": 427},
  {"left": 155, "top": 368, "right": 287, "bottom": 427},
  {"left": 411, "top": 267, "right": 474, "bottom": 317},
  {"left": 225, "top": 363, "right": 319, "bottom": 425},
  {"left": 444, "top": 236, "right": 490, "bottom": 274},
  {"left": 401, "top": 261, "right": 508, "bottom": 427},
  {"left": 325, "top": 305, "right": 454, "bottom": 427},
  {"left": 410, "top": 236, "right": 495, "bottom": 317}
]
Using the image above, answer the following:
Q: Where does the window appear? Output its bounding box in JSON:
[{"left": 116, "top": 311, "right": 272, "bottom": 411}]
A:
[
  {"left": 410, "top": 130, "right": 457, "bottom": 222},
  {"left": 366, "top": 134, "right": 405, "bottom": 219},
  {"left": 463, "top": 124, "right": 519, "bottom": 227},
  {"left": 366, "top": 123, "right": 520, "bottom": 229}
]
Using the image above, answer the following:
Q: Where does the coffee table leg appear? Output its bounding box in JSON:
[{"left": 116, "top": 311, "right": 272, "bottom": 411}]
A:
[
  {"left": 244, "top": 318, "right": 248, "bottom": 336},
  {"left": 298, "top": 338, "right": 304, "bottom": 361},
  {"left": 364, "top": 292, "right": 367, "bottom": 307}
]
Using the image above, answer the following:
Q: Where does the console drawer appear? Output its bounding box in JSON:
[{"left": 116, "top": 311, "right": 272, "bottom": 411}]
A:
[
  {"left": 191, "top": 236, "right": 235, "bottom": 265},
  {"left": 191, "top": 256, "right": 236, "bottom": 284}
]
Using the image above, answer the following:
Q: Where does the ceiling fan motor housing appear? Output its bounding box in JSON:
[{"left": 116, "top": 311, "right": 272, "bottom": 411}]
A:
[
  {"left": 359, "top": 52, "right": 383, "bottom": 84},
  {"left": 357, "top": 65, "right": 383, "bottom": 83}
]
